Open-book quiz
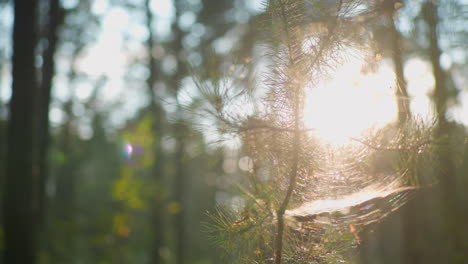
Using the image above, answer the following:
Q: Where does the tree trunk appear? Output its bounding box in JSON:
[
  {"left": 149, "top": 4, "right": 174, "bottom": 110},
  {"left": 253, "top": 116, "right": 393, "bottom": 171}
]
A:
[
  {"left": 144, "top": 1, "right": 165, "bottom": 263},
  {"left": 53, "top": 100, "right": 77, "bottom": 262},
  {"left": 273, "top": 2, "right": 304, "bottom": 263},
  {"left": 49, "top": 51, "right": 80, "bottom": 263},
  {"left": 174, "top": 123, "right": 187, "bottom": 264},
  {"left": 384, "top": 4, "right": 420, "bottom": 263},
  {"left": 171, "top": 3, "right": 188, "bottom": 263},
  {"left": 3, "top": 0, "right": 38, "bottom": 263},
  {"left": 389, "top": 14, "right": 410, "bottom": 124},
  {"left": 38, "top": 0, "right": 63, "bottom": 229},
  {"left": 423, "top": 0, "right": 464, "bottom": 258}
]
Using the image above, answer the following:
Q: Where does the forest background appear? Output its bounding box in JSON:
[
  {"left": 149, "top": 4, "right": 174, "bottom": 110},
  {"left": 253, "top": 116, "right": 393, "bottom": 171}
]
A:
[{"left": 0, "top": 0, "right": 467, "bottom": 263}]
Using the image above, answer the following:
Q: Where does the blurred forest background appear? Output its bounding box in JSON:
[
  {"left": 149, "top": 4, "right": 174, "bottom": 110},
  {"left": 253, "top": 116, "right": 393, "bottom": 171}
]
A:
[{"left": 0, "top": 0, "right": 467, "bottom": 264}]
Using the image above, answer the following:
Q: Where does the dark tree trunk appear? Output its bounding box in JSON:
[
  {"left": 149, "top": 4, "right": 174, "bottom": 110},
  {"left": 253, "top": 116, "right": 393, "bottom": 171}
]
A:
[
  {"left": 37, "top": 0, "right": 63, "bottom": 229},
  {"left": 144, "top": 0, "right": 158, "bottom": 111},
  {"left": 3, "top": 0, "right": 38, "bottom": 263},
  {"left": 144, "top": 0, "right": 165, "bottom": 263}
]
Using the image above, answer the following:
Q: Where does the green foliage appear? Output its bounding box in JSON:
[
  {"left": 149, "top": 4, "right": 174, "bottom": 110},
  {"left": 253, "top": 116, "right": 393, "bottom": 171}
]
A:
[
  {"left": 199, "top": 1, "right": 444, "bottom": 263},
  {"left": 0, "top": 0, "right": 466, "bottom": 263},
  {"left": 113, "top": 167, "right": 148, "bottom": 210}
]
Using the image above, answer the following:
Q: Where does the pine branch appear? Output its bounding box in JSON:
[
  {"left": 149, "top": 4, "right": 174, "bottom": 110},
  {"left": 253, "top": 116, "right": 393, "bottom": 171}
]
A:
[
  {"left": 308, "top": 0, "right": 344, "bottom": 71},
  {"left": 197, "top": 1, "right": 436, "bottom": 263}
]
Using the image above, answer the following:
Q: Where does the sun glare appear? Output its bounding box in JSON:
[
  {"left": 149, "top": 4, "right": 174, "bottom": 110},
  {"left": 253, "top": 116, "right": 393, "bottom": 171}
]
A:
[{"left": 304, "top": 54, "right": 397, "bottom": 145}]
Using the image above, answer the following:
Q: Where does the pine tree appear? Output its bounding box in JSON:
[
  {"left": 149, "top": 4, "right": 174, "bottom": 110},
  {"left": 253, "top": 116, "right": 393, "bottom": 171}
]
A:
[{"left": 197, "top": 0, "right": 435, "bottom": 263}]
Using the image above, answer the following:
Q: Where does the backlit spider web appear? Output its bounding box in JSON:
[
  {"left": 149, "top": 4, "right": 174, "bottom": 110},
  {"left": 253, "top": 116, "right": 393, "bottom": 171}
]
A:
[{"left": 285, "top": 134, "right": 420, "bottom": 230}]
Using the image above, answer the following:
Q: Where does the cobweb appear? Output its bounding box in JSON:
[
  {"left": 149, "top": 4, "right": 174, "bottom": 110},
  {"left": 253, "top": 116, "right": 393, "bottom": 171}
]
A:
[{"left": 284, "top": 130, "right": 425, "bottom": 232}]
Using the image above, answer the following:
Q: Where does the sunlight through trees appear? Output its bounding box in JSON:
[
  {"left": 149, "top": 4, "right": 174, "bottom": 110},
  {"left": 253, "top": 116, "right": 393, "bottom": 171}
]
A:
[{"left": 0, "top": 0, "right": 466, "bottom": 263}]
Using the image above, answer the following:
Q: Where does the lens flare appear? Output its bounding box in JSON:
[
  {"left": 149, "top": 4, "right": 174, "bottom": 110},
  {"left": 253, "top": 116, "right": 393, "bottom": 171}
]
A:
[{"left": 125, "top": 143, "right": 133, "bottom": 156}]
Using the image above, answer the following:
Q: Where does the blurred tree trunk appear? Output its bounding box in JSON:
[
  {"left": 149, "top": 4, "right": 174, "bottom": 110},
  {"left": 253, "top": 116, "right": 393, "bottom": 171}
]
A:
[
  {"left": 383, "top": 2, "right": 420, "bottom": 263},
  {"left": 378, "top": 0, "right": 411, "bottom": 124},
  {"left": 424, "top": 1, "right": 450, "bottom": 133},
  {"left": 49, "top": 48, "right": 81, "bottom": 263},
  {"left": 51, "top": 93, "right": 77, "bottom": 264},
  {"left": 0, "top": 45, "right": 5, "bottom": 231},
  {"left": 144, "top": 0, "right": 166, "bottom": 263},
  {"left": 173, "top": 121, "right": 187, "bottom": 264},
  {"left": 0, "top": 46, "right": 3, "bottom": 235},
  {"left": 422, "top": 0, "right": 465, "bottom": 258},
  {"left": 171, "top": 3, "right": 187, "bottom": 263},
  {"left": 37, "top": 0, "right": 63, "bottom": 228},
  {"left": 359, "top": 2, "right": 415, "bottom": 263},
  {"left": 389, "top": 13, "right": 410, "bottom": 124},
  {"left": 55, "top": 99, "right": 76, "bottom": 220},
  {"left": 3, "top": 0, "right": 38, "bottom": 263}
]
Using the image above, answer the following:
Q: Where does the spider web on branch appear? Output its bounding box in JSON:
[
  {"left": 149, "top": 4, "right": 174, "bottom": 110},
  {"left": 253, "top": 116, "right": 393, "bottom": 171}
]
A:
[{"left": 285, "top": 121, "right": 435, "bottom": 230}]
